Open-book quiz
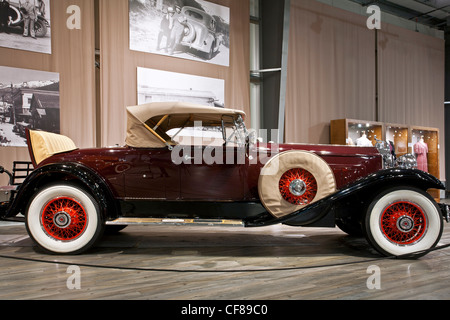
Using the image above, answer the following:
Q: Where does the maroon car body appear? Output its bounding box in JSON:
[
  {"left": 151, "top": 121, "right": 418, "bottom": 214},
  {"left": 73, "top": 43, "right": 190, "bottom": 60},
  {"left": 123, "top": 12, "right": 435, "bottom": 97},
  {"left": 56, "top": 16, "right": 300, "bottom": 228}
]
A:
[
  {"left": 35, "top": 143, "right": 381, "bottom": 202},
  {"left": 0, "top": 102, "right": 447, "bottom": 257}
]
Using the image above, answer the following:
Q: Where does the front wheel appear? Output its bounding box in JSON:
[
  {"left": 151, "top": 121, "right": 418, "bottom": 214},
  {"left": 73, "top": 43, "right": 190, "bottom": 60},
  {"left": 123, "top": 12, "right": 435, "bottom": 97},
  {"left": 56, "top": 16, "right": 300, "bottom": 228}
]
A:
[
  {"left": 364, "top": 187, "right": 443, "bottom": 257},
  {"left": 26, "top": 183, "right": 104, "bottom": 254}
]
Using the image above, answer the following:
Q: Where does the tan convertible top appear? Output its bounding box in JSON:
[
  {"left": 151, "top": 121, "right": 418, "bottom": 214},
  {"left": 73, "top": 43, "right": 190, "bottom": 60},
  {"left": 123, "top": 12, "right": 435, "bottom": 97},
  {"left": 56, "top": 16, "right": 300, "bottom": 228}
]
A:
[{"left": 126, "top": 102, "right": 246, "bottom": 148}]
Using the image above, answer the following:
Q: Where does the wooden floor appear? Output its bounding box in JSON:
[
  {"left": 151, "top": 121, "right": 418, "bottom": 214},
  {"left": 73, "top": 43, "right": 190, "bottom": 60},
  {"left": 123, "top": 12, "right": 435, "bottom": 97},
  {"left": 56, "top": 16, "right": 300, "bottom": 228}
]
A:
[{"left": 0, "top": 220, "right": 450, "bottom": 300}]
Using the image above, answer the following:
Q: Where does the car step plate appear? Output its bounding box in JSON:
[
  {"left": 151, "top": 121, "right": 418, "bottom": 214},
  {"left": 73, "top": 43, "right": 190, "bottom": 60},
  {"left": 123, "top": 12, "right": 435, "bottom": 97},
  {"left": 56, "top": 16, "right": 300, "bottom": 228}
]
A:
[{"left": 106, "top": 218, "right": 244, "bottom": 227}]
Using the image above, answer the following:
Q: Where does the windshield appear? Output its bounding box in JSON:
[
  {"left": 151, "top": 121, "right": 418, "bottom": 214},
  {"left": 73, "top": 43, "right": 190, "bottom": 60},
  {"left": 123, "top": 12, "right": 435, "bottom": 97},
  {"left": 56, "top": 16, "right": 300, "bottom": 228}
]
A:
[{"left": 166, "top": 115, "right": 248, "bottom": 147}]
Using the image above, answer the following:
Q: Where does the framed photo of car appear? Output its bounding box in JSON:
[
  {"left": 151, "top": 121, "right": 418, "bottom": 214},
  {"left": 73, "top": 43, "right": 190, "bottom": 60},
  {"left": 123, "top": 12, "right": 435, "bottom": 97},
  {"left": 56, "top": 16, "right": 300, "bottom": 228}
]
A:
[
  {"left": 129, "top": 0, "right": 230, "bottom": 66},
  {"left": 0, "top": 0, "right": 51, "bottom": 54}
]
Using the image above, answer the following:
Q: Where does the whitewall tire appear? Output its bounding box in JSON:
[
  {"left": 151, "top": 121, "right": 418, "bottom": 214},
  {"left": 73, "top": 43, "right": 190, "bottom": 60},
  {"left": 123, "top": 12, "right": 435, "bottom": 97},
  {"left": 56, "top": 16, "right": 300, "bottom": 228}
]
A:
[
  {"left": 26, "top": 184, "right": 104, "bottom": 254},
  {"left": 364, "top": 187, "right": 443, "bottom": 257}
]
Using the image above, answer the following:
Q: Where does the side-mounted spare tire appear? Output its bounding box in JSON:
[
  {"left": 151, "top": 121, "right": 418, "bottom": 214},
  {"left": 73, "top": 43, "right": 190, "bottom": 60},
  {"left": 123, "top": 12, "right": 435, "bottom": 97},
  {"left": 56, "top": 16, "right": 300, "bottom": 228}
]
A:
[
  {"left": 258, "top": 150, "right": 337, "bottom": 218},
  {"left": 26, "top": 183, "right": 104, "bottom": 254},
  {"left": 182, "top": 22, "right": 196, "bottom": 43}
]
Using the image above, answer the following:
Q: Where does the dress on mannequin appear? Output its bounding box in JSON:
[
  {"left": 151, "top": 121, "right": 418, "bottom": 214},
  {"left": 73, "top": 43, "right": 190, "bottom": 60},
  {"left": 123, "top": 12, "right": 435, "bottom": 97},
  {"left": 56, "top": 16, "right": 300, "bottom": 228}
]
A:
[
  {"left": 355, "top": 133, "right": 372, "bottom": 147},
  {"left": 414, "top": 138, "right": 428, "bottom": 172}
]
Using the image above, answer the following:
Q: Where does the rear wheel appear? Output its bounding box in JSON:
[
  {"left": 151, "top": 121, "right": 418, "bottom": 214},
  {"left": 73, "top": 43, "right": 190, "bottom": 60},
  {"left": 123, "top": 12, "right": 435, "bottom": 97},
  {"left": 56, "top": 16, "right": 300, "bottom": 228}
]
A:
[
  {"left": 364, "top": 187, "right": 443, "bottom": 257},
  {"left": 26, "top": 183, "right": 104, "bottom": 254}
]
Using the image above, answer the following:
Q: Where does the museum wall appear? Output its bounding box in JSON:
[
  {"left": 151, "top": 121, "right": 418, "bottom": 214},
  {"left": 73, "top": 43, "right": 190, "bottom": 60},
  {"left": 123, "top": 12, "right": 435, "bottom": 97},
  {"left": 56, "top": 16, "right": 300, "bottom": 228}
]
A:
[
  {"left": 0, "top": 0, "right": 445, "bottom": 186},
  {"left": 285, "top": 0, "right": 376, "bottom": 145},
  {"left": 98, "top": 0, "right": 250, "bottom": 147},
  {"left": 378, "top": 22, "right": 445, "bottom": 180},
  {"left": 0, "top": 0, "right": 96, "bottom": 185},
  {"left": 378, "top": 24, "right": 444, "bottom": 126},
  {"left": 0, "top": 0, "right": 249, "bottom": 185},
  {"left": 284, "top": 0, "right": 445, "bottom": 180}
]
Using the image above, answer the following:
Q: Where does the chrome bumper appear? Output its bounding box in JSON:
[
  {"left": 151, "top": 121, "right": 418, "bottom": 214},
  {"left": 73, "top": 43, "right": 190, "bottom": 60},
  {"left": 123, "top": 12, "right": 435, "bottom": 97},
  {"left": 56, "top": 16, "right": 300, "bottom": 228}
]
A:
[{"left": 438, "top": 203, "right": 450, "bottom": 222}]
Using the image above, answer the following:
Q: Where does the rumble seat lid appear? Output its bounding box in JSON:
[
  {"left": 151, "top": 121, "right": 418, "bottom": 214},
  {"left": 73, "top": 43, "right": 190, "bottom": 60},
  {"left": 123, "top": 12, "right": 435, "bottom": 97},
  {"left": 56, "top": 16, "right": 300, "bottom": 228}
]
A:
[{"left": 27, "top": 129, "right": 78, "bottom": 166}]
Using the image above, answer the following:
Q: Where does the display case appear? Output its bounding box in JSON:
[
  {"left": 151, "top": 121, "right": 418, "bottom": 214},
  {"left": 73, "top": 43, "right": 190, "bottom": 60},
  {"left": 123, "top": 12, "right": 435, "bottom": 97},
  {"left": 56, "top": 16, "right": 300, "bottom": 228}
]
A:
[
  {"left": 385, "top": 123, "right": 409, "bottom": 158},
  {"left": 331, "top": 120, "right": 441, "bottom": 199},
  {"left": 409, "top": 126, "right": 440, "bottom": 180},
  {"left": 330, "top": 119, "right": 383, "bottom": 147}
]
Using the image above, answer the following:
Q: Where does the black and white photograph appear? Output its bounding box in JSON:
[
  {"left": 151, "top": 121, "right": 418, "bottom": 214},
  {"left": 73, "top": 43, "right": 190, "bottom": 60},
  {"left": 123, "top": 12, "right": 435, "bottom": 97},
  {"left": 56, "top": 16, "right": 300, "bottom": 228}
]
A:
[
  {"left": 0, "top": 0, "right": 51, "bottom": 54},
  {"left": 129, "top": 0, "right": 230, "bottom": 66},
  {"left": 137, "top": 66, "right": 225, "bottom": 107},
  {"left": 0, "top": 65, "right": 59, "bottom": 147}
]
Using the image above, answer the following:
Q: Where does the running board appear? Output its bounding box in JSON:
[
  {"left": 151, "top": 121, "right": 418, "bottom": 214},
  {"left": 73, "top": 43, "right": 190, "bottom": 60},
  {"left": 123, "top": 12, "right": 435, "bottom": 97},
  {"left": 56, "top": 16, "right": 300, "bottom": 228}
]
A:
[{"left": 106, "top": 218, "right": 245, "bottom": 227}]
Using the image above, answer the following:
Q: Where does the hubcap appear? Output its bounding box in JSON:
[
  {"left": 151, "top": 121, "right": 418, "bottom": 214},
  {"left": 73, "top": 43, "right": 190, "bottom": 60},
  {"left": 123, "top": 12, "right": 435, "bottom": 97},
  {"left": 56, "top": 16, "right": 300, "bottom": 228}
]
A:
[
  {"left": 279, "top": 168, "right": 317, "bottom": 205},
  {"left": 397, "top": 215, "right": 414, "bottom": 233},
  {"left": 380, "top": 201, "right": 427, "bottom": 245},
  {"left": 53, "top": 212, "right": 72, "bottom": 228},
  {"left": 41, "top": 197, "right": 88, "bottom": 241},
  {"left": 289, "top": 179, "right": 307, "bottom": 197}
]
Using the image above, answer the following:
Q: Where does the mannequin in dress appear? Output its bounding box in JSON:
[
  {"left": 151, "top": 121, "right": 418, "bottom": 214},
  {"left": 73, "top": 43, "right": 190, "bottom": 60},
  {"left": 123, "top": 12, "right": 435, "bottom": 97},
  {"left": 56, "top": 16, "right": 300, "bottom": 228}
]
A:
[
  {"left": 356, "top": 131, "right": 372, "bottom": 147},
  {"left": 414, "top": 136, "right": 428, "bottom": 172}
]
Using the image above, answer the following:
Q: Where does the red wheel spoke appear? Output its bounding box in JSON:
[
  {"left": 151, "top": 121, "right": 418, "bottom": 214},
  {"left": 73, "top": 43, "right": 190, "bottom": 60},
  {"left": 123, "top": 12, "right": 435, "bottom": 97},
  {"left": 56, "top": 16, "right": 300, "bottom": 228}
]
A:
[
  {"left": 380, "top": 201, "right": 427, "bottom": 245},
  {"left": 41, "top": 197, "right": 87, "bottom": 241},
  {"left": 279, "top": 168, "right": 318, "bottom": 205}
]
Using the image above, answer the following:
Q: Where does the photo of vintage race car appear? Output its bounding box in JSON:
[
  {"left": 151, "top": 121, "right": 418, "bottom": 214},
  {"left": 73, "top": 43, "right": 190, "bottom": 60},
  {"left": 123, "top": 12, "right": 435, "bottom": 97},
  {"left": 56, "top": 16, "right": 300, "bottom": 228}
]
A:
[{"left": 0, "top": 102, "right": 448, "bottom": 257}]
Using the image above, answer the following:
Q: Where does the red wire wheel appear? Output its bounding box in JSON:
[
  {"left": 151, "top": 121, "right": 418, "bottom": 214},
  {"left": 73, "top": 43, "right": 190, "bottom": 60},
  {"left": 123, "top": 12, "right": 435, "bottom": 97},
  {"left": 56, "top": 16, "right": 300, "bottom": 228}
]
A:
[
  {"left": 380, "top": 201, "right": 427, "bottom": 245},
  {"left": 41, "top": 197, "right": 88, "bottom": 241},
  {"left": 279, "top": 168, "right": 318, "bottom": 205}
]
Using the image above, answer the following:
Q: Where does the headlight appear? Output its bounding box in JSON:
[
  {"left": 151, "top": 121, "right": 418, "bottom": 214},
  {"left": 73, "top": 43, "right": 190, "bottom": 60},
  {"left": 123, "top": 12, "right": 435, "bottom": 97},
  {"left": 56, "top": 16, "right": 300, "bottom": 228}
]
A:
[
  {"left": 396, "top": 154, "right": 417, "bottom": 169},
  {"left": 375, "top": 140, "right": 394, "bottom": 169}
]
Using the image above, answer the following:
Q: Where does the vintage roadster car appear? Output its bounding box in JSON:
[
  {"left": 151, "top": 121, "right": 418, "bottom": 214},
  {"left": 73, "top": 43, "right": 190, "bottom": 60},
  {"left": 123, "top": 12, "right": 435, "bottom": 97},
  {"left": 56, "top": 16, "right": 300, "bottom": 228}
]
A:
[
  {"left": 0, "top": 102, "right": 448, "bottom": 257},
  {"left": 180, "top": 6, "right": 221, "bottom": 60}
]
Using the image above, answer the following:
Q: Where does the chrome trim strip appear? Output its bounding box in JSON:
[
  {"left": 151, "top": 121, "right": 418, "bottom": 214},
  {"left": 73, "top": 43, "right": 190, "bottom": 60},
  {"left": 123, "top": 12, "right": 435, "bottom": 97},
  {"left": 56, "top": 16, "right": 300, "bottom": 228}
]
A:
[{"left": 106, "top": 217, "right": 244, "bottom": 227}]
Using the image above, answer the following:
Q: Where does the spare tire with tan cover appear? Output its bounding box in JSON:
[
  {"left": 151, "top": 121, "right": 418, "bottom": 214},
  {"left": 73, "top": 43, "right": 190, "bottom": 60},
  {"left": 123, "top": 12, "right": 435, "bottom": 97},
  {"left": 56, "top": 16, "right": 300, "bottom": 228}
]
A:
[{"left": 258, "top": 150, "right": 337, "bottom": 218}]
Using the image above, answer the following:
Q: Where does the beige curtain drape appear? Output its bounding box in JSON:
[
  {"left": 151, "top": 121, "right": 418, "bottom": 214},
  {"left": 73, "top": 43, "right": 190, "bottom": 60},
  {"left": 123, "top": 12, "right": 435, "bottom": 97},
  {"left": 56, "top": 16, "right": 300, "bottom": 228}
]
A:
[
  {"left": 98, "top": 0, "right": 250, "bottom": 147},
  {"left": 378, "top": 23, "right": 445, "bottom": 180},
  {"left": 0, "top": 0, "right": 96, "bottom": 185},
  {"left": 0, "top": 0, "right": 250, "bottom": 185},
  {"left": 378, "top": 24, "right": 445, "bottom": 127},
  {"left": 284, "top": 0, "right": 445, "bottom": 179},
  {"left": 285, "top": 0, "right": 376, "bottom": 145}
]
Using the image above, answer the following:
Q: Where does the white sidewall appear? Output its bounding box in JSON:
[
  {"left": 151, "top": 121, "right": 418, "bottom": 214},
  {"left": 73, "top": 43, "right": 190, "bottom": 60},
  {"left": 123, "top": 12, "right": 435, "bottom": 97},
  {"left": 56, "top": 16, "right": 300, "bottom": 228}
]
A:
[{"left": 27, "top": 185, "right": 99, "bottom": 254}]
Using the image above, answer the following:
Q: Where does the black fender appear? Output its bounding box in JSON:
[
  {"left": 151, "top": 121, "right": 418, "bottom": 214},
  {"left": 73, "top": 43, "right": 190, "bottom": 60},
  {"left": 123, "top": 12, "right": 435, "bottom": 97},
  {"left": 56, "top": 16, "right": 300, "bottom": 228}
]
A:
[
  {"left": 245, "top": 168, "right": 445, "bottom": 227},
  {"left": 3, "top": 162, "right": 120, "bottom": 221}
]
